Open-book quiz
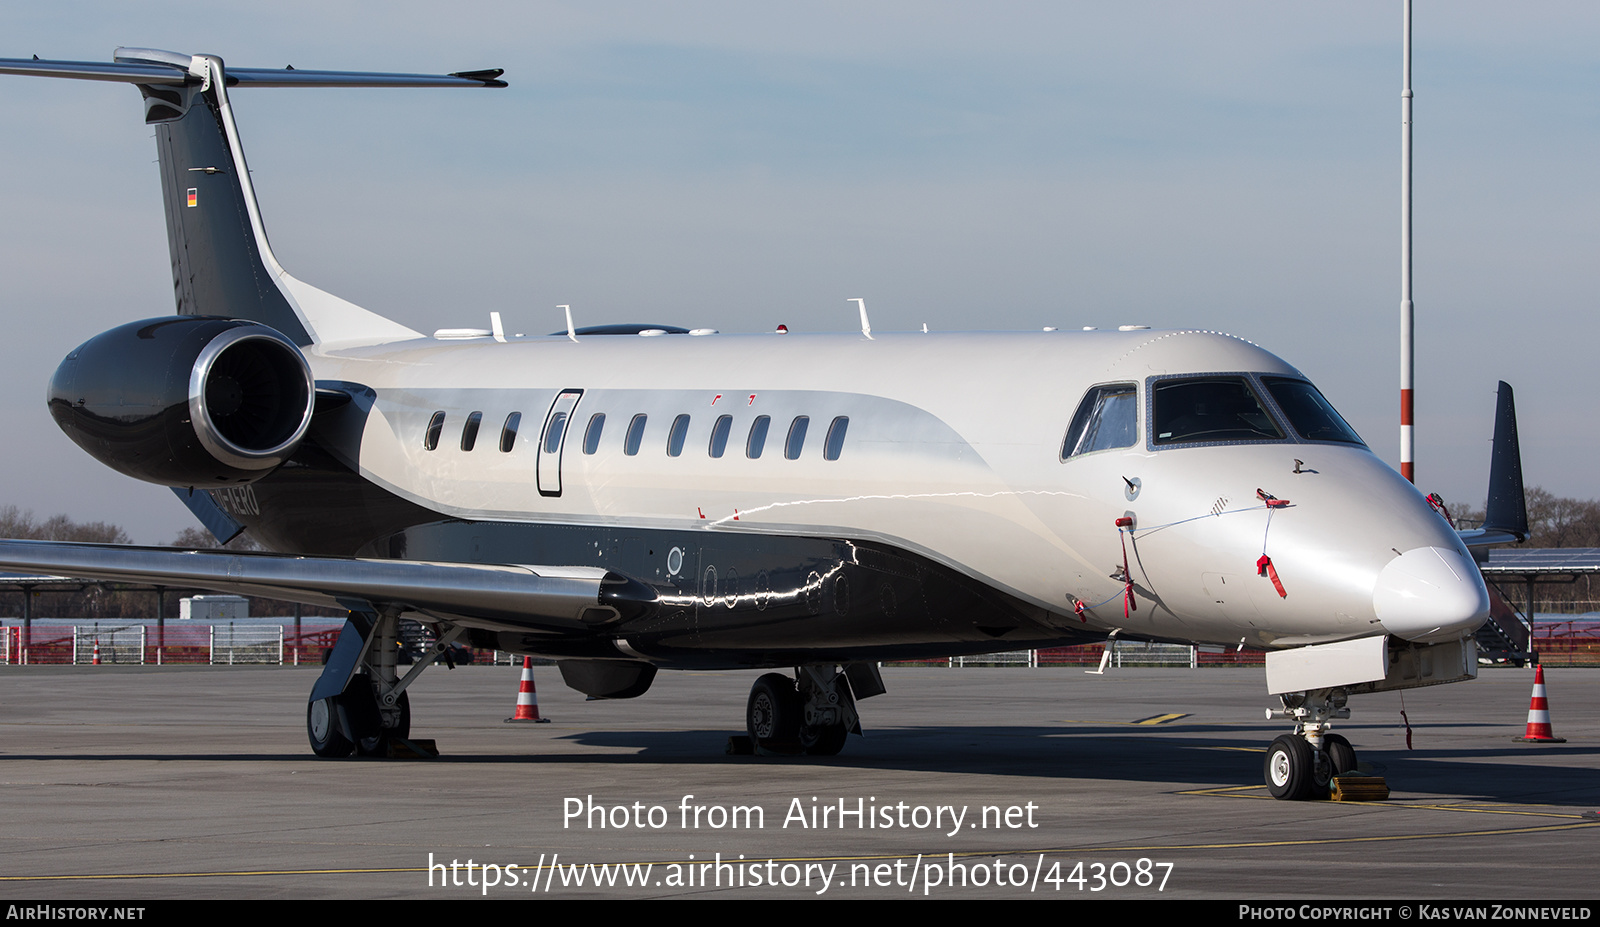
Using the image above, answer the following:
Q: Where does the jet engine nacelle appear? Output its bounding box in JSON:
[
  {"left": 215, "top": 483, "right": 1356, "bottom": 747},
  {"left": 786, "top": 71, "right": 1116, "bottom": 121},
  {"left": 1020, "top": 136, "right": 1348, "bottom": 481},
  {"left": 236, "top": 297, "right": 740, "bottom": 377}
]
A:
[{"left": 49, "top": 317, "right": 314, "bottom": 488}]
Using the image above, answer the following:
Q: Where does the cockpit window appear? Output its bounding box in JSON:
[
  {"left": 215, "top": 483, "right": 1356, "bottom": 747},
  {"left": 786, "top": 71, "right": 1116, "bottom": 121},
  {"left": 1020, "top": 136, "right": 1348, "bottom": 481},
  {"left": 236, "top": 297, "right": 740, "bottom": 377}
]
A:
[
  {"left": 1262, "top": 377, "right": 1365, "bottom": 445},
  {"left": 1152, "top": 376, "right": 1284, "bottom": 445},
  {"left": 1062, "top": 383, "right": 1138, "bottom": 459}
]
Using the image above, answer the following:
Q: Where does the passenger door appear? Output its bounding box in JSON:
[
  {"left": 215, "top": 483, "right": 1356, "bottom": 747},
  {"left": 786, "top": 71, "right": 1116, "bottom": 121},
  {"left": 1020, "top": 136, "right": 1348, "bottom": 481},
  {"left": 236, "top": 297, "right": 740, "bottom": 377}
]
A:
[{"left": 537, "top": 389, "right": 583, "bottom": 497}]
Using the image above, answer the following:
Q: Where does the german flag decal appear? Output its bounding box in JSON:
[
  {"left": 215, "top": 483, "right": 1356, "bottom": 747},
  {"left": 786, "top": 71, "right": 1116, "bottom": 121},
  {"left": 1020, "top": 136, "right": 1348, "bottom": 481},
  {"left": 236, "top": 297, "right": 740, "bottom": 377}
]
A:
[{"left": 186, "top": 187, "right": 198, "bottom": 208}]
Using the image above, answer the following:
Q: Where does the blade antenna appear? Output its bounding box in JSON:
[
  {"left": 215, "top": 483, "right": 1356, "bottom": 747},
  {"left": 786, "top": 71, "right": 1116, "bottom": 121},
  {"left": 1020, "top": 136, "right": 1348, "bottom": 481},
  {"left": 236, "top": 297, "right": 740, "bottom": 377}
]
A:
[{"left": 849, "top": 297, "right": 872, "bottom": 340}]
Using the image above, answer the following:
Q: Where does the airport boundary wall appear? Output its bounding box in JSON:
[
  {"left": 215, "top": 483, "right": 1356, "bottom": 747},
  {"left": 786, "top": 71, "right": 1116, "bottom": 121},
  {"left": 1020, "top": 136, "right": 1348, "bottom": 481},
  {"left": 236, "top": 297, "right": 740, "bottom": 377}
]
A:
[
  {"left": 4, "top": 624, "right": 1595, "bottom": 667},
  {"left": 894, "top": 642, "right": 1263, "bottom": 669},
  {"left": 0, "top": 622, "right": 532, "bottom": 667}
]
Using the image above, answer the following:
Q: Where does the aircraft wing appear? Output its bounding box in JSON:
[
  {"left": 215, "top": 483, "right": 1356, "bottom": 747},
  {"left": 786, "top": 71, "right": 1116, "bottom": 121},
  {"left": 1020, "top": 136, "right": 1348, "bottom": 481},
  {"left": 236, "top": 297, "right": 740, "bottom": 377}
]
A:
[{"left": 0, "top": 539, "right": 655, "bottom": 631}]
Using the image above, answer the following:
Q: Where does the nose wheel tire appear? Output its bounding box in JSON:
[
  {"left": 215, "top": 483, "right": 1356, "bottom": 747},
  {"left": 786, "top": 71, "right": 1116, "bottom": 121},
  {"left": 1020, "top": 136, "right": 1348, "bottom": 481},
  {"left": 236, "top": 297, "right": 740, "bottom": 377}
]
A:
[
  {"left": 1324, "top": 733, "right": 1357, "bottom": 777},
  {"left": 1264, "top": 734, "right": 1315, "bottom": 800},
  {"left": 356, "top": 690, "right": 411, "bottom": 757},
  {"left": 746, "top": 673, "right": 801, "bottom": 753}
]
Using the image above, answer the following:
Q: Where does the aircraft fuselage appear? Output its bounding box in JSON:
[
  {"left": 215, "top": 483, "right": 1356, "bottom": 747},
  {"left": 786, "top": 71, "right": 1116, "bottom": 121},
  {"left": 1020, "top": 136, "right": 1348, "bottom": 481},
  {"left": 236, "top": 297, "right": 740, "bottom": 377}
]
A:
[{"left": 202, "top": 325, "right": 1484, "bottom": 667}]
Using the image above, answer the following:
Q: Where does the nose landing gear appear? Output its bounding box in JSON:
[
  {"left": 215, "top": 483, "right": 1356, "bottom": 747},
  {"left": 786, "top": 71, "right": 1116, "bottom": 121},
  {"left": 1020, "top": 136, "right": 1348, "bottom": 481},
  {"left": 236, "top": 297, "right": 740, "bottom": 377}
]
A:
[{"left": 1264, "top": 688, "right": 1358, "bottom": 800}]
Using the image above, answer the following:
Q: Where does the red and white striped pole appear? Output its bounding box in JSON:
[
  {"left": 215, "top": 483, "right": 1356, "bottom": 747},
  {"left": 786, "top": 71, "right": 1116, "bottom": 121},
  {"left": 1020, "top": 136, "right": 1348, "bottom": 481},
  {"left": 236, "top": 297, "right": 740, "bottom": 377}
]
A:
[{"left": 1399, "top": 0, "right": 1415, "bottom": 484}]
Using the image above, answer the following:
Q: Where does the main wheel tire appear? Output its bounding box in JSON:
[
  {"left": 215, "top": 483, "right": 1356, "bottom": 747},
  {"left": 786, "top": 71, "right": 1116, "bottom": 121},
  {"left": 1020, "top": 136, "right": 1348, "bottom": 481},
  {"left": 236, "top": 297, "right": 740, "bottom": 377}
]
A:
[
  {"left": 799, "top": 723, "right": 849, "bottom": 756},
  {"left": 1264, "top": 734, "right": 1315, "bottom": 800},
  {"left": 746, "top": 674, "right": 800, "bottom": 752},
  {"left": 356, "top": 690, "right": 411, "bottom": 758},
  {"left": 307, "top": 696, "right": 354, "bottom": 758},
  {"left": 1324, "top": 733, "right": 1357, "bottom": 777}
]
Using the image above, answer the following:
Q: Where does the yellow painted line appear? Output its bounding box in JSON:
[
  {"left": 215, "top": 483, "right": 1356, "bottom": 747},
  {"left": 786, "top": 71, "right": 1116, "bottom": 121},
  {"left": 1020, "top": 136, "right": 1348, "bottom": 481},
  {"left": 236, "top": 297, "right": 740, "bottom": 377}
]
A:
[
  {"left": 5, "top": 819, "right": 1598, "bottom": 885},
  {"left": 1344, "top": 802, "right": 1596, "bottom": 820},
  {"left": 0, "top": 849, "right": 1111, "bottom": 884},
  {"left": 1058, "top": 820, "right": 1600, "bottom": 852},
  {"left": 1057, "top": 716, "right": 1215, "bottom": 726},
  {"left": 1183, "top": 785, "right": 1263, "bottom": 795},
  {"left": 1184, "top": 784, "right": 1597, "bottom": 821},
  {"left": 1056, "top": 720, "right": 1267, "bottom": 730},
  {"left": 0, "top": 867, "right": 418, "bottom": 882}
]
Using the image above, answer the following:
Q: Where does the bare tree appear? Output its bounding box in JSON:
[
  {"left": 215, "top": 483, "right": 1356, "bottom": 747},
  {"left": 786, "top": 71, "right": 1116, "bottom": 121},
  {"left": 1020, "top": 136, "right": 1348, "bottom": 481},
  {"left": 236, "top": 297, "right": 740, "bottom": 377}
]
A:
[
  {"left": 0, "top": 505, "right": 130, "bottom": 544},
  {"left": 170, "top": 526, "right": 260, "bottom": 552}
]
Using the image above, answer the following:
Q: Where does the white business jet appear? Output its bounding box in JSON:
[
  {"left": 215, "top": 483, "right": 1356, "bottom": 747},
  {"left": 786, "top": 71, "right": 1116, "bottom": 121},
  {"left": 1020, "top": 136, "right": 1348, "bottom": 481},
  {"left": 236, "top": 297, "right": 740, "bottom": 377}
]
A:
[{"left": 0, "top": 50, "right": 1526, "bottom": 798}]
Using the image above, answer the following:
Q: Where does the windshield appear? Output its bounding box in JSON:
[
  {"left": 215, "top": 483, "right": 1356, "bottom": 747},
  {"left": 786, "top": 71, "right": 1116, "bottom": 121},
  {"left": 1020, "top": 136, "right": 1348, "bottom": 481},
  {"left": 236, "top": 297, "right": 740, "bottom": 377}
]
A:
[
  {"left": 1152, "top": 376, "right": 1285, "bottom": 445},
  {"left": 1261, "top": 377, "right": 1365, "bottom": 445}
]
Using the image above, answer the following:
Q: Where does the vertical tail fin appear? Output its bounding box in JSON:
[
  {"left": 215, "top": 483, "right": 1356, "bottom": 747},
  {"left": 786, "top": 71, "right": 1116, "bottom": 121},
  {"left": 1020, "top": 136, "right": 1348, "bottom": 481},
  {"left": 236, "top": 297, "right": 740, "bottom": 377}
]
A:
[
  {"left": 1482, "top": 380, "right": 1529, "bottom": 541},
  {"left": 121, "top": 49, "right": 315, "bottom": 343},
  {"left": 2, "top": 49, "right": 505, "bottom": 347},
  {"left": 1458, "top": 380, "right": 1530, "bottom": 550}
]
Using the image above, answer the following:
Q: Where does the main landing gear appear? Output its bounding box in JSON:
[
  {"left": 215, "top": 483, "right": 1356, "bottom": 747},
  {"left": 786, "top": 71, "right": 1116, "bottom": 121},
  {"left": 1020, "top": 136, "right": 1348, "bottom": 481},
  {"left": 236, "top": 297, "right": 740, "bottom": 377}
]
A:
[
  {"left": 1263, "top": 688, "right": 1359, "bottom": 800},
  {"left": 1260, "top": 688, "right": 1363, "bottom": 797},
  {"left": 744, "top": 664, "right": 883, "bottom": 756},
  {"left": 306, "top": 608, "right": 461, "bottom": 758}
]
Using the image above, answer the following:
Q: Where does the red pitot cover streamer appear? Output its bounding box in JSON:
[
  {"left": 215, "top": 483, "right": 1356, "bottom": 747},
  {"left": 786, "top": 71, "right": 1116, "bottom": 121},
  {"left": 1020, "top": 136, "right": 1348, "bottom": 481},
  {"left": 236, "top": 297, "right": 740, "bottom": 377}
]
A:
[{"left": 1256, "top": 554, "right": 1287, "bottom": 598}]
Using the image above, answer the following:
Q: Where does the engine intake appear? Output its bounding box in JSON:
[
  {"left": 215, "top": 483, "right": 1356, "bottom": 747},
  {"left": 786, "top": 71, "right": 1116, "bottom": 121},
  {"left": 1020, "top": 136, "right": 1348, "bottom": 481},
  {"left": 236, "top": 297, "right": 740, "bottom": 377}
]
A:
[{"left": 50, "top": 317, "right": 314, "bottom": 487}]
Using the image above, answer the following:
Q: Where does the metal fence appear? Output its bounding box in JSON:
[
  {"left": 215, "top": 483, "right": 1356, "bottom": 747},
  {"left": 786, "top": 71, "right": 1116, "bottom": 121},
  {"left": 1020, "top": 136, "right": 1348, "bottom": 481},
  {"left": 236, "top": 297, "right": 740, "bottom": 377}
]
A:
[
  {"left": 2, "top": 622, "right": 543, "bottom": 667},
  {"left": 2, "top": 622, "right": 329, "bottom": 665},
  {"left": 898, "top": 642, "right": 1266, "bottom": 669},
  {"left": 5, "top": 623, "right": 1595, "bottom": 668},
  {"left": 208, "top": 624, "right": 283, "bottom": 665},
  {"left": 72, "top": 625, "right": 145, "bottom": 665}
]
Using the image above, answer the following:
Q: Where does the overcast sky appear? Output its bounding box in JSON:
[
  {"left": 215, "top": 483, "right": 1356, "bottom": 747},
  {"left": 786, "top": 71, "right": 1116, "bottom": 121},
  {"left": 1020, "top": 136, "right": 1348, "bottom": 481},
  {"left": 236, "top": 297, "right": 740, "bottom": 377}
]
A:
[{"left": 1, "top": 2, "right": 1597, "bottom": 544}]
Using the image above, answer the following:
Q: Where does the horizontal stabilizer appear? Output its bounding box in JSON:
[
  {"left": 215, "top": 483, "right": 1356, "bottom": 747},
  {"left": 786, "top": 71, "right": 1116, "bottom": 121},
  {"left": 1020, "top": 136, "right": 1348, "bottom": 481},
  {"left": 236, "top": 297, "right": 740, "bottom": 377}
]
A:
[{"left": 0, "top": 52, "right": 507, "bottom": 88}]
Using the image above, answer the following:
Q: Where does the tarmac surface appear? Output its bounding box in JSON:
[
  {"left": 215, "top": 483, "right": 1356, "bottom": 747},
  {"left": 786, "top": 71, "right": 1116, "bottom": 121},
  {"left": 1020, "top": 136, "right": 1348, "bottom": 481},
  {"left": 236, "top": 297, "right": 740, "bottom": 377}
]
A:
[{"left": 0, "top": 663, "right": 1595, "bottom": 900}]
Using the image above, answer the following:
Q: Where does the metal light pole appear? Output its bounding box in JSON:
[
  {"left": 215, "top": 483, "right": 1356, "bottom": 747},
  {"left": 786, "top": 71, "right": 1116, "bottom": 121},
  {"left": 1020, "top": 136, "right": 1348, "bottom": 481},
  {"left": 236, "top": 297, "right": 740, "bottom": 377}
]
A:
[{"left": 1400, "top": 0, "right": 1415, "bottom": 483}]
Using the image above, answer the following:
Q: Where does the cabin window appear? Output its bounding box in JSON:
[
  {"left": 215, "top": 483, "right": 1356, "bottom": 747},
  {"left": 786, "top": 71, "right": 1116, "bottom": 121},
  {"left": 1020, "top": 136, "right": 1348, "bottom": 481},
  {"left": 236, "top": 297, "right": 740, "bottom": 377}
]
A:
[
  {"left": 460, "top": 411, "right": 483, "bottom": 451},
  {"left": 746, "top": 415, "right": 771, "bottom": 459},
  {"left": 543, "top": 411, "right": 569, "bottom": 454},
  {"left": 1061, "top": 384, "right": 1138, "bottom": 459},
  {"left": 1261, "top": 378, "right": 1365, "bottom": 446},
  {"left": 583, "top": 413, "right": 606, "bottom": 454},
  {"left": 785, "top": 416, "right": 809, "bottom": 460},
  {"left": 624, "top": 414, "right": 647, "bottom": 456},
  {"left": 424, "top": 411, "right": 445, "bottom": 451},
  {"left": 499, "top": 412, "right": 521, "bottom": 453},
  {"left": 1152, "top": 376, "right": 1284, "bottom": 446},
  {"left": 708, "top": 415, "right": 733, "bottom": 458},
  {"left": 667, "top": 414, "right": 691, "bottom": 457},
  {"left": 823, "top": 416, "right": 849, "bottom": 461}
]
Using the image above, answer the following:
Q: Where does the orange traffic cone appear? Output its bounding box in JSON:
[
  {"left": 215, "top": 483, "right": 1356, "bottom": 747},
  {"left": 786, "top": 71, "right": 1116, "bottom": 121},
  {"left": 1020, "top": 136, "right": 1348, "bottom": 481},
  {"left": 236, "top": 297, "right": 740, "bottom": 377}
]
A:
[
  {"left": 1513, "top": 664, "right": 1565, "bottom": 743},
  {"left": 505, "top": 657, "right": 550, "bottom": 723},
  {"left": 92, "top": 639, "right": 101, "bottom": 665}
]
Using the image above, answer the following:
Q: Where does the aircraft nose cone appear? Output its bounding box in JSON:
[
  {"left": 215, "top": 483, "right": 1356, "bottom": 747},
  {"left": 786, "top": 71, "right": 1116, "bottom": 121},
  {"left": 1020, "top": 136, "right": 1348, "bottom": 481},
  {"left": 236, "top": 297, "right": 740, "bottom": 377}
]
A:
[{"left": 1371, "top": 546, "right": 1489, "bottom": 642}]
